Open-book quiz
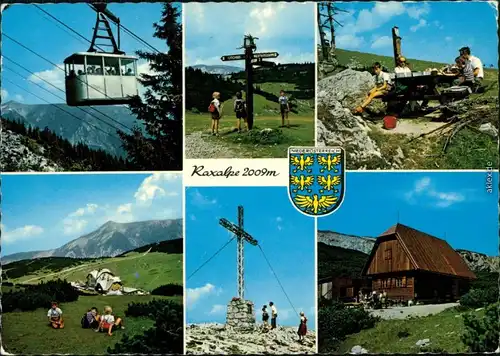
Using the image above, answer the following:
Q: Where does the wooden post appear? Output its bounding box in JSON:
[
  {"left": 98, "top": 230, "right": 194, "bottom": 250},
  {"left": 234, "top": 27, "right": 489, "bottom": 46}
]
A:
[
  {"left": 392, "top": 27, "right": 402, "bottom": 67},
  {"left": 245, "top": 46, "right": 254, "bottom": 130}
]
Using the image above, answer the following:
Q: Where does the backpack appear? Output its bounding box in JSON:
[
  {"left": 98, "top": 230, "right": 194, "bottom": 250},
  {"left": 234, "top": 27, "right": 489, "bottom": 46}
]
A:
[
  {"left": 235, "top": 99, "right": 245, "bottom": 113},
  {"left": 208, "top": 102, "right": 216, "bottom": 113}
]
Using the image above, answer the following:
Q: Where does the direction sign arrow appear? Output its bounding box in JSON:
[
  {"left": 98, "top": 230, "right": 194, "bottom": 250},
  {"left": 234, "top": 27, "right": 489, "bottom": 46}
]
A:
[
  {"left": 252, "top": 52, "right": 279, "bottom": 59},
  {"left": 221, "top": 54, "right": 245, "bottom": 61},
  {"left": 254, "top": 60, "right": 276, "bottom": 67}
]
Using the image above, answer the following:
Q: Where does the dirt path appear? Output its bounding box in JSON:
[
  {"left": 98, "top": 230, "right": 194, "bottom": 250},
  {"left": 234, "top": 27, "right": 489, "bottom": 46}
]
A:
[
  {"left": 185, "top": 131, "right": 239, "bottom": 159},
  {"left": 370, "top": 303, "right": 459, "bottom": 320},
  {"left": 21, "top": 248, "right": 152, "bottom": 284}
]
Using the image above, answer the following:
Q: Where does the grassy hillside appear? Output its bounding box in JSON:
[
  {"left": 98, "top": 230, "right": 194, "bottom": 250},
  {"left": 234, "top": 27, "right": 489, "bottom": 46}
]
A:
[
  {"left": 3, "top": 239, "right": 183, "bottom": 291},
  {"left": 339, "top": 307, "right": 485, "bottom": 353},
  {"left": 2, "top": 294, "right": 180, "bottom": 354},
  {"left": 2, "top": 239, "right": 183, "bottom": 354},
  {"left": 318, "top": 243, "right": 369, "bottom": 280}
]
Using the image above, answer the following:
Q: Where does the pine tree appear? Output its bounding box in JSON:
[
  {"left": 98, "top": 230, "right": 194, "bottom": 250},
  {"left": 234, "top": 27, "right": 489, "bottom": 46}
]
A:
[{"left": 119, "top": 3, "right": 182, "bottom": 170}]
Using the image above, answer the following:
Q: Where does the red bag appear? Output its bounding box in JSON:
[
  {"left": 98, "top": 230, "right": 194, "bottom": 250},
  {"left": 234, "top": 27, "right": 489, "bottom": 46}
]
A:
[{"left": 208, "top": 103, "right": 216, "bottom": 113}]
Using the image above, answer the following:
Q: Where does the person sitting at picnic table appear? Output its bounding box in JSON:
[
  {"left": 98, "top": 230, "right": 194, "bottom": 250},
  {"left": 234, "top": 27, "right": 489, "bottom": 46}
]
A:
[
  {"left": 450, "top": 56, "right": 475, "bottom": 88},
  {"left": 47, "top": 302, "right": 65, "bottom": 329},
  {"left": 394, "top": 56, "right": 411, "bottom": 75},
  {"left": 460, "top": 47, "right": 484, "bottom": 85},
  {"left": 353, "top": 62, "right": 392, "bottom": 114}
]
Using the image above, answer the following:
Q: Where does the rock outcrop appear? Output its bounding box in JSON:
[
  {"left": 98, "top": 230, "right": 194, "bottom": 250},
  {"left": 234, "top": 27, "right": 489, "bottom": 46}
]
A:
[
  {"left": 186, "top": 324, "right": 316, "bottom": 354},
  {"left": 316, "top": 69, "right": 386, "bottom": 167},
  {"left": 318, "top": 230, "right": 376, "bottom": 255},
  {"left": 0, "top": 129, "right": 62, "bottom": 172},
  {"left": 457, "top": 250, "right": 499, "bottom": 273}
]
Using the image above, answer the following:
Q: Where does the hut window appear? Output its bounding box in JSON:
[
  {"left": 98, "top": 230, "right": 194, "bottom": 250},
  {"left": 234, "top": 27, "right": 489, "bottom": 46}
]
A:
[
  {"left": 384, "top": 248, "right": 392, "bottom": 260},
  {"left": 396, "top": 278, "right": 407, "bottom": 288}
]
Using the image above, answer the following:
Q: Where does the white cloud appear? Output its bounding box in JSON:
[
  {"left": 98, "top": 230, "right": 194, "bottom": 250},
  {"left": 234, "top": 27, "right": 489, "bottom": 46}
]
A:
[
  {"left": 29, "top": 65, "right": 65, "bottom": 91},
  {"left": 336, "top": 34, "right": 365, "bottom": 49},
  {"left": 1, "top": 88, "right": 8, "bottom": 101},
  {"left": 137, "top": 61, "right": 156, "bottom": 76},
  {"left": 63, "top": 219, "right": 88, "bottom": 235},
  {"left": 187, "top": 283, "right": 219, "bottom": 308},
  {"left": 208, "top": 304, "right": 225, "bottom": 315},
  {"left": 410, "top": 19, "right": 427, "bottom": 32},
  {"left": 14, "top": 94, "right": 24, "bottom": 102},
  {"left": 406, "top": 3, "right": 430, "bottom": 20},
  {"left": 276, "top": 216, "right": 283, "bottom": 231},
  {"left": 2, "top": 225, "right": 44, "bottom": 244},
  {"left": 135, "top": 173, "right": 180, "bottom": 206},
  {"left": 69, "top": 203, "right": 99, "bottom": 217},
  {"left": 445, "top": 36, "right": 453, "bottom": 42},
  {"left": 405, "top": 177, "right": 465, "bottom": 208},
  {"left": 189, "top": 189, "right": 217, "bottom": 206},
  {"left": 116, "top": 203, "right": 133, "bottom": 215},
  {"left": 371, "top": 36, "right": 392, "bottom": 49}
]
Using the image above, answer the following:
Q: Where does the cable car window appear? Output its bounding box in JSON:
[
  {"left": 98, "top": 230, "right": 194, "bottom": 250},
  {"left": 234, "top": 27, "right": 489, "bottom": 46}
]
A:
[
  {"left": 104, "top": 57, "right": 120, "bottom": 76},
  {"left": 121, "top": 59, "right": 136, "bottom": 76},
  {"left": 86, "top": 56, "right": 103, "bottom": 75}
]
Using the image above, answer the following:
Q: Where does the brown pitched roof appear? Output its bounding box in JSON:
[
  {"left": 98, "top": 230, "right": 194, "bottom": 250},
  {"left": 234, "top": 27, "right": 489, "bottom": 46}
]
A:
[{"left": 368, "top": 223, "right": 476, "bottom": 279}]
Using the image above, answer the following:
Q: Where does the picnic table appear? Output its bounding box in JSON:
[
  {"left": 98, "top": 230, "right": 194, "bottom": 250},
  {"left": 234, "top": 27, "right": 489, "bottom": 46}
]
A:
[{"left": 382, "top": 71, "right": 470, "bottom": 104}]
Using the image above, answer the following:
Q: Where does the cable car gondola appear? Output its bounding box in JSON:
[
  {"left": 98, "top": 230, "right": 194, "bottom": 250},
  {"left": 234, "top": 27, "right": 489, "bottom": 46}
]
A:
[{"left": 64, "top": 4, "right": 139, "bottom": 107}]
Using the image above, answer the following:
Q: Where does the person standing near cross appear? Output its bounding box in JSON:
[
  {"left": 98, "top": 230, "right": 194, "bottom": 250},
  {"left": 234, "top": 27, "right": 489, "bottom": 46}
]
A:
[{"left": 269, "top": 301, "right": 278, "bottom": 329}]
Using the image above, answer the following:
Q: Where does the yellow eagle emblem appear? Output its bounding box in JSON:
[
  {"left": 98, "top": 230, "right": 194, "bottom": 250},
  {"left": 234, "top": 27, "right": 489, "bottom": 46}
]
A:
[
  {"left": 290, "top": 154, "right": 314, "bottom": 173},
  {"left": 293, "top": 194, "right": 338, "bottom": 215},
  {"left": 290, "top": 175, "right": 314, "bottom": 193},
  {"left": 318, "top": 154, "right": 341, "bottom": 173},
  {"left": 318, "top": 174, "right": 341, "bottom": 193}
]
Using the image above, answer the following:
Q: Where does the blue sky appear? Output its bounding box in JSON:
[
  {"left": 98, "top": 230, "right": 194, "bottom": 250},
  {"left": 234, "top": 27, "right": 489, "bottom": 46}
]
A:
[
  {"left": 1, "top": 173, "right": 182, "bottom": 256},
  {"left": 185, "top": 3, "right": 315, "bottom": 67},
  {"left": 1, "top": 3, "right": 177, "bottom": 104},
  {"left": 186, "top": 187, "right": 316, "bottom": 327},
  {"left": 327, "top": 2, "right": 498, "bottom": 67},
  {"left": 318, "top": 171, "right": 499, "bottom": 256}
]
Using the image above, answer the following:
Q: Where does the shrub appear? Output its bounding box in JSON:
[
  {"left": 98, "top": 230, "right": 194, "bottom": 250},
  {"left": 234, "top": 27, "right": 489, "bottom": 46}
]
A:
[
  {"left": 191, "top": 107, "right": 200, "bottom": 114},
  {"left": 318, "top": 301, "right": 380, "bottom": 352},
  {"left": 151, "top": 284, "right": 183, "bottom": 297},
  {"left": 460, "top": 287, "right": 498, "bottom": 308},
  {"left": 109, "top": 299, "right": 183, "bottom": 354},
  {"left": 229, "top": 127, "right": 285, "bottom": 146},
  {"left": 2, "top": 279, "right": 78, "bottom": 312},
  {"left": 125, "top": 299, "right": 179, "bottom": 319},
  {"left": 462, "top": 302, "right": 499, "bottom": 352}
]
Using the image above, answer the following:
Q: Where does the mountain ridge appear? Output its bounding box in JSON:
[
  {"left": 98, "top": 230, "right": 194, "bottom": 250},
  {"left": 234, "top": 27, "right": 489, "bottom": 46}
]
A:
[
  {"left": 1, "top": 101, "right": 137, "bottom": 158},
  {"left": 2, "top": 218, "right": 183, "bottom": 264}
]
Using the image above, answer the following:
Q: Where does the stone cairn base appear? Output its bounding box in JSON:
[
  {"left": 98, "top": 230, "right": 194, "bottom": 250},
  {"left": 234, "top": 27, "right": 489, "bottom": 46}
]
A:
[{"left": 226, "top": 298, "right": 256, "bottom": 330}]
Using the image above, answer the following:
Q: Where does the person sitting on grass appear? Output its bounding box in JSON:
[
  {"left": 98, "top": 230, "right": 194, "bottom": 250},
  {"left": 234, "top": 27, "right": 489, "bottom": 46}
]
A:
[
  {"left": 208, "top": 91, "right": 222, "bottom": 136},
  {"left": 452, "top": 56, "right": 475, "bottom": 88},
  {"left": 81, "top": 307, "right": 100, "bottom": 329},
  {"left": 98, "top": 306, "right": 124, "bottom": 336},
  {"left": 354, "top": 62, "right": 392, "bottom": 114},
  {"left": 47, "top": 302, "right": 64, "bottom": 329},
  {"left": 233, "top": 91, "right": 247, "bottom": 133},
  {"left": 278, "top": 90, "right": 290, "bottom": 127}
]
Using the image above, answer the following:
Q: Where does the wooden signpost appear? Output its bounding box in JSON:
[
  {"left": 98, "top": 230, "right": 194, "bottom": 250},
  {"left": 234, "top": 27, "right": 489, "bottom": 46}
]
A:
[{"left": 221, "top": 35, "right": 279, "bottom": 130}]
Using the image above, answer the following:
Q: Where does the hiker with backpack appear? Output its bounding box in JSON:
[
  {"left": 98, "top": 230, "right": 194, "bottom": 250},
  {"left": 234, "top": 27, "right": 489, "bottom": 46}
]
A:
[
  {"left": 208, "top": 91, "right": 222, "bottom": 136},
  {"left": 233, "top": 91, "right": 247, "bottom": 133},
  {"left": 278, "top": 90, "right": 290, "bottom": 127}
]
